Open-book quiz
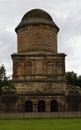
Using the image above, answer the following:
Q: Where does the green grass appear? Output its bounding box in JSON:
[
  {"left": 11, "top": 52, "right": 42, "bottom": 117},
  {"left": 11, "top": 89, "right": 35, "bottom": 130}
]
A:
[{"left": 0, "top": 119, "right": 81, "bottom": 130}]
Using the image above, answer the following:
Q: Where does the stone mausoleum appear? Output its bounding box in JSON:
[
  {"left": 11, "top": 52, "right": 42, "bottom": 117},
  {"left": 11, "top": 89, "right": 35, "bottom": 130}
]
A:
[{"left": 1, "top": 9, "right": 81, "bottom": 113}]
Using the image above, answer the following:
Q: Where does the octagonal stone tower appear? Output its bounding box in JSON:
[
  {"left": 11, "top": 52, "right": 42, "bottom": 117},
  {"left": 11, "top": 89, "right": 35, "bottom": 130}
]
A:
[
  {"left": 15, "top": 9, "right": 59, "bottom": 53},
  {"left": 11, "top": 9, "right": 67, "bottom": 112}
]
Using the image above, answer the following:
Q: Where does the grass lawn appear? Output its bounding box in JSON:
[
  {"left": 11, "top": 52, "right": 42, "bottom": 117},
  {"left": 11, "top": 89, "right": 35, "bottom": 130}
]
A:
[{"left": 0, "top": 119, "right": 81, "bottom": 130}]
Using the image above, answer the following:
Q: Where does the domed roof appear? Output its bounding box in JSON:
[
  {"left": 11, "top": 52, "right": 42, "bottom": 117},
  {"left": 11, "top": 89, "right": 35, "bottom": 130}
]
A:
[{"left": 15, "top": 9, "right": 59, "bottom": 32}]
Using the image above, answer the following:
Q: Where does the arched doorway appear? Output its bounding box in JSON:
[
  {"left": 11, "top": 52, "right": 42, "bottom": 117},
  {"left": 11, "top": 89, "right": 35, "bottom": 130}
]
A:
[
  {"left": 25, "top": 101, "right": 33, "bottom": 112},
  {"left": 38, "top": 100, "right": 45, "bottom": 112},
  {"left": 50, "top": 100, "right": 58, "bottom": 112}
]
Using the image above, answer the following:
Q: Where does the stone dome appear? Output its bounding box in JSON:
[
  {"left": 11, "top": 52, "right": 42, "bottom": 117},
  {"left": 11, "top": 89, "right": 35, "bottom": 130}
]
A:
[{"left": 15, "top": 9, "right": 59, "bottom": 32}]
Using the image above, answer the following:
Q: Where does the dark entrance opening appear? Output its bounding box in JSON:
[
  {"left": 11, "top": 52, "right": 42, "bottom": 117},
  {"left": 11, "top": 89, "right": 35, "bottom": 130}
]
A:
[
  {"left": 25, "top": 100, "right": 33, "bottom": 112},
  {"left": 51, "top": 100, "right": 58, "bottom": 112},
  {"left": 38, "top": 100, "right": 45, "bottom": 112}
]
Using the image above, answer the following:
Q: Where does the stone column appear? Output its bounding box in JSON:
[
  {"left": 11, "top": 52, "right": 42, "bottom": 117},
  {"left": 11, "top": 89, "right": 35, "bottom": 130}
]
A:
[
  {"left": 46, "top": 100, "right": 50, "bottom": 112},
  {"left": 33, "top": 100, "right": 38, "bottom": 112}
]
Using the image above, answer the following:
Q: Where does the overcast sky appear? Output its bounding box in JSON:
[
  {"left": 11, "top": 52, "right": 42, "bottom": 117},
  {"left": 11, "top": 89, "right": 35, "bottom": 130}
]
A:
[{"left": 0, "top": 0, "right": 81, "bottom": 77}]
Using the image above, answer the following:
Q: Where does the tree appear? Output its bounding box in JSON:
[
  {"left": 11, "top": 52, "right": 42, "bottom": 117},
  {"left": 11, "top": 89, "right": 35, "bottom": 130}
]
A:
[
  {"left": 77, "top": 75, "right": 81, "bottom": 87},
  {"left": 66, "top": 71, "right": 77, "bottom": 86},
  {"left": 0, "top": 65, "right": 10, "bottom": 94},
  {"left": 0, "top": 64, "right": 6, "bottom": 81}
]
